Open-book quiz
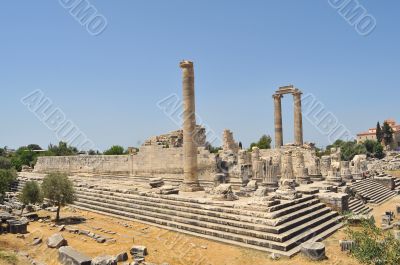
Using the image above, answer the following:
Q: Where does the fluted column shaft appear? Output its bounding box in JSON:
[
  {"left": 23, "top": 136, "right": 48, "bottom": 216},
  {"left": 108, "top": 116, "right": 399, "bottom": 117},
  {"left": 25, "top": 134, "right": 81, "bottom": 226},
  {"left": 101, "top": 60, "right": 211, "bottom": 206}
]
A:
[
  {"left": 180, "top": 60, "right": 202, "bottom": 192},
  {"left": 293, "top": 92, "right": 303, "bottom": 146},
  {"left": 273, "top": 94, "right": 283, "bottom": 148}
]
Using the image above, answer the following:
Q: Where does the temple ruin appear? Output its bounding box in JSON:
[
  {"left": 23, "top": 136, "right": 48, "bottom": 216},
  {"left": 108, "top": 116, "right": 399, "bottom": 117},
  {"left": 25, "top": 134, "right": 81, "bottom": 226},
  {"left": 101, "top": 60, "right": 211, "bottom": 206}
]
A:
[{"left": 13, "top": 61, "right": 400, "bottom": 258}]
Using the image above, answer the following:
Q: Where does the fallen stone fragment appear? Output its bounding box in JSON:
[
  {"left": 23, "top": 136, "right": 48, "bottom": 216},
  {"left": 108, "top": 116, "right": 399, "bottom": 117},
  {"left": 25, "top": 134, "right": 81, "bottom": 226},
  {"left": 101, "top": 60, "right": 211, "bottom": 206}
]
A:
[
  {"left": 96, "top": 237, "right": 106, "bottom": 243},
  {"left": 91, "top": 255, "right": 117, "bottom": 265},
  {"left": 300, "top": 242, "right": 326, "bottom": 261},
  {"left": 45, "top": 206, "right": 58, "bottom": 212},
  {"left": 339, "top": 240, "right": 355, "bottom": 252},
  {"left": 32, "top": 237, "right": 43, "bottom": 246},
  {"left": 23, "top": 213, "right": 39, "bottom": 221},
  {"left": 58, "top": 246, "right": 91, "bottom": 265},
  {"left": 78, "top": 229, "right": 90, "bottom": 235},
  {"left": 8, "top": 220, "right": 28, "bottom": 234},
  {"left": 47, "top": 233, "right": 67, "bottom": 248},
  {"left": 270, "top": 253, "right": 281, "bottom": 260},
  {"left": 130, "top": 245, "right": 147, "bottom": 258},
  {"left": 115, "top": 252, "right": 128, "bottom": 262}
]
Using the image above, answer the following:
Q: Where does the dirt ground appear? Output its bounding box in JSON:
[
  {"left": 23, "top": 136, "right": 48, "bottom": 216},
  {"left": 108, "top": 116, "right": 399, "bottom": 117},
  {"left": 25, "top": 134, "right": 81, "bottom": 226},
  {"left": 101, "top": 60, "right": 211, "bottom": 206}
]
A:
[
  {"left": 0, "top": 207, "right": 366, "bottom": 265},
  {"left": 388, "top": 170, "right": 400, "bottom": 177}
]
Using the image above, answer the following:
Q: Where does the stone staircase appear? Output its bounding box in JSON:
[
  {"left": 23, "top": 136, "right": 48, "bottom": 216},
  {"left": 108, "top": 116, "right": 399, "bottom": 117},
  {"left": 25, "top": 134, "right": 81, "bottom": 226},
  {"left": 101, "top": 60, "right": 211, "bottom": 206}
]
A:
[
  {"left": 12, "top": 178, "right": 343, "bottom": 256},
  {"left": 10, "top": 181, "right": 21, "bottom": 193},
  {"left": 350, "top": 179, "right": 397, "bottom": 204},
  {"left": 347, "top": 198, "right": 372, "bottom": 215},
  {"left": 74, "top": 187, "right": 343, "bottom": 256},
  {"left": 395, "top": 178, "right": 400, "bottom": 193}
]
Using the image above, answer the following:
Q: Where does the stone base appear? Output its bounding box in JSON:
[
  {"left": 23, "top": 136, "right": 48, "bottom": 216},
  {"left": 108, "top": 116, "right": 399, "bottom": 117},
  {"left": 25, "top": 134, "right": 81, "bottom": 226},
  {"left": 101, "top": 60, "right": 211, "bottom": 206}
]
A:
[
  {"left": 300, "top": 242, "right": 326, "bottom": 261},
  {"left": 325, "top": 177, "right": 345, "bottom": 187},
  {"left": 352, "top": 173, "right": 363, "bottom": 180},
  {"left": 180, "top": 182, "right": 204, "bottom": 192},
  {"left": 260, "top": 182, "right": 279, "bottom": 192},
  {"left": 275, "top": 188, "right": 301, "bottom": 200},
  {"left": 297, "top": 178, "right": 312, "bottom": 184}
]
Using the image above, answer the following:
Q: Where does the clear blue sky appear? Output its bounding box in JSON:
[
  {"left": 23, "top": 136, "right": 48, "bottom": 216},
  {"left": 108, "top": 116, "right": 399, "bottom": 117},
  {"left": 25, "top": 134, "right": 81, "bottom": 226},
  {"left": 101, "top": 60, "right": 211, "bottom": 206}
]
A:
[{"left": 1, "top": 0, "right": 399, "bottom": 151}]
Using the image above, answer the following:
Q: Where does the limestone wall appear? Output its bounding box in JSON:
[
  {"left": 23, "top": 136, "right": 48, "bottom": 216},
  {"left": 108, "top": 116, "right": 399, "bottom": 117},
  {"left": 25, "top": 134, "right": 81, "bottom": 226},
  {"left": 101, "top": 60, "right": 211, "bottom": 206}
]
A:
[
  {"left": 34, "top": 155, "right": 130, "bottom": 174},
  {"left": 34, "top": 146, "right": 217, "bottom": 181}
]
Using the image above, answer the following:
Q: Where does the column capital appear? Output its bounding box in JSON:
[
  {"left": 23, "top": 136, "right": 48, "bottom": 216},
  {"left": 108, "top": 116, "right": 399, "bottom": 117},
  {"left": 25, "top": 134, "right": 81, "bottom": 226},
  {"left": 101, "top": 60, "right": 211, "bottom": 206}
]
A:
[
  {"left": 292, "top": 89, "right": 303, "bottom": 97},
  {"left": 180, "top": 60, "right": 194, "bottom": 69},
  {"left": 273, "top": 94, "right": 283, "bottom": 100}
]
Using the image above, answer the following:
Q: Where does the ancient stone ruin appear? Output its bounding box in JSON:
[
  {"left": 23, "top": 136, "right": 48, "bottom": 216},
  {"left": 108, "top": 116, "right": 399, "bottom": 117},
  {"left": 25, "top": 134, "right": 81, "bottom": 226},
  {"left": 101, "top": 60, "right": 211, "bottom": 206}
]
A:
[{"left": 10, "top": 60, "right": 400, "bottom": 258}]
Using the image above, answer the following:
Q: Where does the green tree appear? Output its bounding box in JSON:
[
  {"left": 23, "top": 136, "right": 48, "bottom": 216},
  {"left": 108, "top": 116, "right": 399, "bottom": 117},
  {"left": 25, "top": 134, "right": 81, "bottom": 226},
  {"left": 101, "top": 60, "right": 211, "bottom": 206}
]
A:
[
  {"left": 27, "top": 144, "right": 42, "bottom": 151},
  {"left": 19, "top": 181, "right": 43, "bottom": 216},
  {"left": 374, "top": 143, "right": 385, "bottom": 159},
  {"left": 362, "top": 140, "right": 385, "bottom": 159},
  {"left": 88, "top": 149, "right": 101, "bottom": 155},
  {"left": 382, "top": 122, "right": 394, "bottom": 147},
  {"left": 347, "top": 220, "right": 400, "bottom": 265},
  {"left": 0, "top": 148, "right": 5, "bottom": 157},
  {"left": 205, "top": 142, "right": 222, "bottom": 154},
  {"left": 0, "top": 169, "right": 17, "bottom": 202},
  {"left": 104, "top": 145, "right": 125, "bottom": 155},
  {"left": 0, "top": 157, "right": 12, "bottom": 170},
  {"left": 364, "top": 140, "right": 376, "bottom": 154},
  {"left": 47, "top": 141, "right": 78, "bottom": 156},
  {"left": 41, "top": 173, "right": 75, "bottom": 222},
  {"left": 326, "top": 140, "right": 367, "bottom": 161},
  {"left": 249, "top": 135, "right": 272, "bottom": 150},
  {"left": 376, "top": 122, "right": 383, "bottom": 143},
  {"left": 15, "top": 147, "right": 37, "bottom": 166}
]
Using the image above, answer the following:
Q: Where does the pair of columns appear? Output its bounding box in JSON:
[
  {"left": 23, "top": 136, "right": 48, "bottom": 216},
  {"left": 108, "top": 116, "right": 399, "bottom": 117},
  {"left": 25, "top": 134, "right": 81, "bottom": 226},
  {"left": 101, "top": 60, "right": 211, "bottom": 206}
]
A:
[{"left": 273, "top": 90, "right": 303, "bottom": 148}]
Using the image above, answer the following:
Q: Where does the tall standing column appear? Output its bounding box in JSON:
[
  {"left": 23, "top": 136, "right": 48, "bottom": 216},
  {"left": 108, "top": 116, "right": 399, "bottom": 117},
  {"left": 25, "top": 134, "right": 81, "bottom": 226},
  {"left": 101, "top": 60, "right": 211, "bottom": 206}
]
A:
[
  {"left": 273, "top": 94, "right": 283, "bottom": 148},
  {"left": 293, "top": 90, "right": 303, "bottom": 146},
  {"left": 180, "top": 60, "right": 202, "bottom": 192}
]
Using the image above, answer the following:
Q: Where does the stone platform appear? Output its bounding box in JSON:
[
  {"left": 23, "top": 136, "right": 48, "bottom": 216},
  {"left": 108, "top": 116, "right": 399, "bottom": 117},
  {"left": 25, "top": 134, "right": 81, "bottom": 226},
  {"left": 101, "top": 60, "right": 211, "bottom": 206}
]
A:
[{"left": 13, "top": 174, "right": 343, "bottom": 257}]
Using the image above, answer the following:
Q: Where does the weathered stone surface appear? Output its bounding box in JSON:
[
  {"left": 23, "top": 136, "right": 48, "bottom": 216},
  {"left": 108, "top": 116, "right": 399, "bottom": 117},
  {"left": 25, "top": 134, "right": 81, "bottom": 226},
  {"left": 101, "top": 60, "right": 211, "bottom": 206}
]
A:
[
  {"left": 339, "top": 240, "right": 355, "bottom": 252},
  {"left": 130, "top": 245, "right": 147, "bottom": 258},
  {"left": 253, "top": 187, "right": 268, "bottom": 197},
  {"left": 115, "top": 252, "right": 128, "bottom": 262},
  {"left": 47, "top": 233, "right": 67, "bottom": 248},
  {"left": 300, "top": 242, "right": 326, "bottom": 261},
  {"left": 91, "top": 255, "right": 117, "bottom": 265},
  {"left": 213, "top": 173, "right": 226, "bottom": 187},
  {"left": 7, "top": 220, "right": 27, "bottom": 234},
  {"left": 211, "top": 184, "right": 238, "bottom": 201},
  {"left": 149, "top": 178, "right": 164, "bottom": 188},
  {"left": 23, "top": 212, "right": 39, "bottom": 221},
  {"left": 96, "top": 237, "right": 106, "bottom": 243},
  {"left": 58, "top": 246, "right": 91, "bottom": 265},
  {"left": 32, "top": 237, "right": 42, "bottom": 246},
  {"left": 157, "top": 185, "right": 179, "bottom": 195}
]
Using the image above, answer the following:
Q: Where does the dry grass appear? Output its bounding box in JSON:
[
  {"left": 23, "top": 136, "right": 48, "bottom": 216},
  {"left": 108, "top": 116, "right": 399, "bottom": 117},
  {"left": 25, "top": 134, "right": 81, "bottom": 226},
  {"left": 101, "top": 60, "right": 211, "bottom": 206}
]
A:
[
  {"left": 387, "top": 170, "right": 400, "bottom": 177},
  {"left": 0, "top": 250, "right": 18, "bottom": 265}
]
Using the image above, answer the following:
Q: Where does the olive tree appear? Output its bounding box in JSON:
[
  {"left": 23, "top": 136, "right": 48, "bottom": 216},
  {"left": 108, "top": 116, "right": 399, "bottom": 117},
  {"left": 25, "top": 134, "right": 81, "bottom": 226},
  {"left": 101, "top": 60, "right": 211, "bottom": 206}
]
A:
[
  {"left": 0, "top": 169, "right": 17, "bottom": 203},
  {"left": 41, "top": 172, "right": 75, "bottom": 222},
  {"left": 19, "top": 181, "right": 43, "bottom": 216}
]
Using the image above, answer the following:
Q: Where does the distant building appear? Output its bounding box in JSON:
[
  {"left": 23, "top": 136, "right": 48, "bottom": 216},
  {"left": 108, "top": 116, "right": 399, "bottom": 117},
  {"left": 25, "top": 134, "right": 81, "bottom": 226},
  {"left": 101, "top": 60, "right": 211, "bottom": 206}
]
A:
[{"left": 356, "top": 119, "right": 400, "bottom": 150}]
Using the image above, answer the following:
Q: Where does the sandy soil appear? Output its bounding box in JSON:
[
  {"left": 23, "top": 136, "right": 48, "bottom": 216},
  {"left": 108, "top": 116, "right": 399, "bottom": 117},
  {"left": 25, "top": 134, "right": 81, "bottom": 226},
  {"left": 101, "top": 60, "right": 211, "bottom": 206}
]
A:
[
  {"left": 0, "top": 206, "right": 364, "bottom": 265},
  {"left": 388, "top": 170, "right": 400, "bottom": 177}
]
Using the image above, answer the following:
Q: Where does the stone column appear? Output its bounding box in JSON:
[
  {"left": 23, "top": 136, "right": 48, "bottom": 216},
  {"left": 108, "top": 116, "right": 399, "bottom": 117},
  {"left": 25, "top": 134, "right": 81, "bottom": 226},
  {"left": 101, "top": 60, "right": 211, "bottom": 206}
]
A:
[
  {"left": 293, "top": 90, "right": 303, "bottom": 146},
  {"left": 263, "top": 157, "right": 279, "bottom": 191},
  {"left": 180, "top": 60, "right": 202, "bottom": 192},
  {"left": 273, "top": 94, "right": 283, "bottom": 148},
  {"left": 276, "top": 151, "right": 300, "bottom": 200}
]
